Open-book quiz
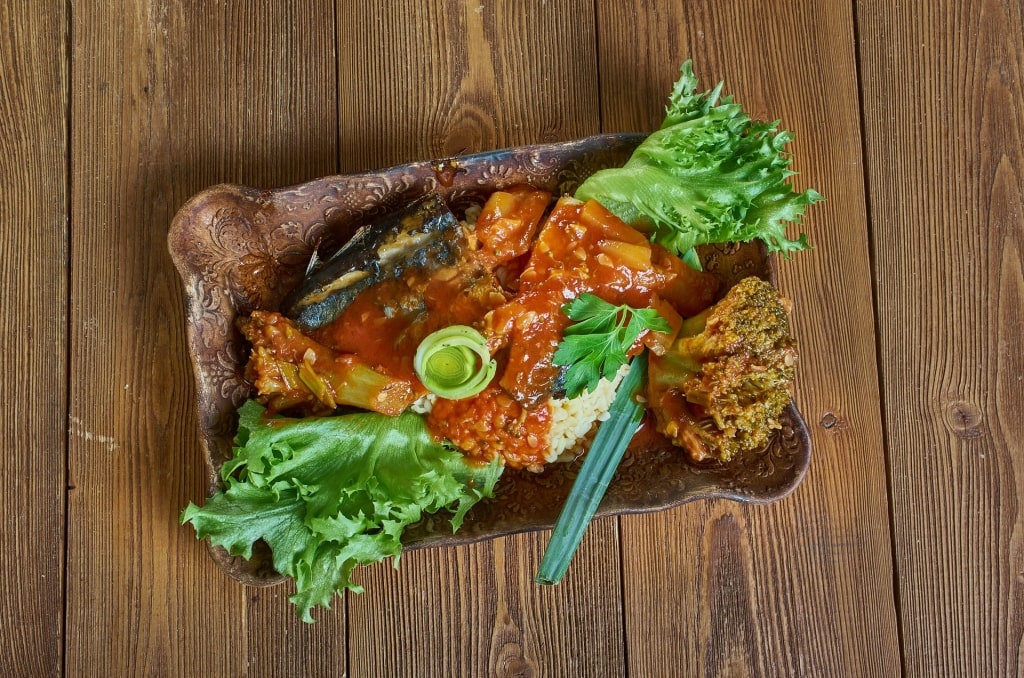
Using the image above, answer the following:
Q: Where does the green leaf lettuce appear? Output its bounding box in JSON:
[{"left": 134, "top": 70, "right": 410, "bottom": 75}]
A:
[
  {"left": 576, "top": 60, "right": 822, "bottom": 266},
  {"left": 181, "top": 400, "right": 503, "bottom": 622}
]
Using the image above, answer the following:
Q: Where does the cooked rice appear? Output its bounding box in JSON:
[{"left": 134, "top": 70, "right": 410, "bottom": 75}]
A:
[
  {"left": 461, "top": 203, "right": 483, "bottom": 227},
  {"left": 409, "top": 393, "right": 436, "bottom": 414},
  {"left": 545, "top": 364, "right": 628, "bottom": 462}
]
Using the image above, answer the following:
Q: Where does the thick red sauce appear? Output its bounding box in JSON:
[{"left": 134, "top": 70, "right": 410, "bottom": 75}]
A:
[
  {"left": 248, "top": 189, "right": 721, "bottom": 472},
  {"left": 484, "top": 197, "right": 708, "bottom": 410},
  {"left": 312, "top": 264, "right": 507, "bottom": 385}
]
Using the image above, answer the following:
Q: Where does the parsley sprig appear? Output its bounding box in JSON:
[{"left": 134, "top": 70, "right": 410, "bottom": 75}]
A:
[{"left": 552, "top": 293, "right": 672, "bottom": 399}]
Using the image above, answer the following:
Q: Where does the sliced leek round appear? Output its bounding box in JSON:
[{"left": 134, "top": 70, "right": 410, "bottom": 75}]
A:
[{"left": 414, "top": 325, "right": 496, "bottom": 399}]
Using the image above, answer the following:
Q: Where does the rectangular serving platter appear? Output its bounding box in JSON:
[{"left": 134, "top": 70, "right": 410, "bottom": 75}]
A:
[{"left": 168, "top": 133, "right": 810, "bottom": 586}]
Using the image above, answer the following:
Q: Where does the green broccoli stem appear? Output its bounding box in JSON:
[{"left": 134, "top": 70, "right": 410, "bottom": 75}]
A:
[{"left": 679, "top": 307, "right": 710, "bottom": 338}]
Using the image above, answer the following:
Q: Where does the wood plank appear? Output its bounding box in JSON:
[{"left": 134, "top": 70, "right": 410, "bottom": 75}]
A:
[
  {"left": 65, "top": 3, "right": 339, "bottom": 674},
  {"left": 596, "top": 1, "right": 902, "bottom": 674},
  {"left": 858, "top": 0, "right": 1024, "bottom": 674},
  {"left": 336, "top": 1, "right": 628, "bottom": 675},
  {"left": 336, "top": 0, "right": 600, "bottom": 171},
  {"left": 0, "top": 2, "right": 67, "bottom": 675},
  {"left": 349, "top": 527, "right": 624, "bottom": 676}
]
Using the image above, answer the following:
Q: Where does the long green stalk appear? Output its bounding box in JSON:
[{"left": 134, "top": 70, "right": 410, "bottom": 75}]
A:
[{"left": 535, "top": 353, "right": 648, "bottom": 585}]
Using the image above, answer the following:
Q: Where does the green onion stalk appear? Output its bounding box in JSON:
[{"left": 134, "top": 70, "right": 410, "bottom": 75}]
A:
[{"left": 535, "top": 353, "right": 648, "bottom": 585}]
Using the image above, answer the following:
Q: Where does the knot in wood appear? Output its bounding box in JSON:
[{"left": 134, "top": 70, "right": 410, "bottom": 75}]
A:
[{"left": 944, "top": 400, "right": 984, "bottom": 439}]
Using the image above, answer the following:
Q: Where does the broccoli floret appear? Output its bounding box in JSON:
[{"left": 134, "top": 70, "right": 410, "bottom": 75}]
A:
[{"left": 647, "top": 276, "right": 797, "bottom": 462}]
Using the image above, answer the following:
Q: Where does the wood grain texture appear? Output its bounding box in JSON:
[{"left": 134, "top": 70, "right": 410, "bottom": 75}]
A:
[
  {"left": 336, "top": 0, "right": 600, "bottom": 171},
  {"left": 349, "top": 526, "right": 625, "bottom": 677},
  {"left": 0, "top": 2, "right": 67, "bottom": 675},
  {"left": 24, "top": 0, "right": 1017, "bottom": 674},
  {"left": 858, "top": 0, "right": 1024, "bottom": 674},
  {"left": 597, "top": 1, "right": 901, "bottom": 675},
  {"left": 65, "top": 3, "right": 340, "bottom": 674},
  {"left": 336, "top": 2, "right": 626, "bottom": 675}
]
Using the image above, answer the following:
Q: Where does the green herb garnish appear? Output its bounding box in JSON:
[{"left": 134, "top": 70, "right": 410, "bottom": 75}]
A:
[{"left": 552, "top": 293, "right": 671, "bottom": 399}]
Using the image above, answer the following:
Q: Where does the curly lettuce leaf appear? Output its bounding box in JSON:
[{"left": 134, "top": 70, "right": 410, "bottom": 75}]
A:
[
  {"left": 181, "top": 400, "right": 503, "bottom": 622},
  {"left": 576, "top": 60, "right": 822, "bottom": 265}
]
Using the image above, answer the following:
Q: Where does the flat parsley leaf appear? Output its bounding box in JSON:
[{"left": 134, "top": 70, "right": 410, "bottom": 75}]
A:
[{"left": 552, "top": 293, "right": 672, "bottom": 399}]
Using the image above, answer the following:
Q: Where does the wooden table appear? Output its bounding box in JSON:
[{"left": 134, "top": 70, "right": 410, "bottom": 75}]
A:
[{"left": 5, "top": 1, "right": 1021, "bottom": 675}]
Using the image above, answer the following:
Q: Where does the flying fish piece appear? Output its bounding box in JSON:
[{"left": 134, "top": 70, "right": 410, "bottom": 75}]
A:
[{"left": 283, "top": 194, "right": 463, "bottom": 331}]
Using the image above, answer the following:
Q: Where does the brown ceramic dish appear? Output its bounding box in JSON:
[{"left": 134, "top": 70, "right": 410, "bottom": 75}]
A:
[{"left": 168, "top": 133, "right": 811, "bottom": 586}]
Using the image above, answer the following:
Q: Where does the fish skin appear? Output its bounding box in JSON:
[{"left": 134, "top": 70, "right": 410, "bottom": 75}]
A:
[{"left": 283, "top": 194, "right": 464, "bottom": 331}]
